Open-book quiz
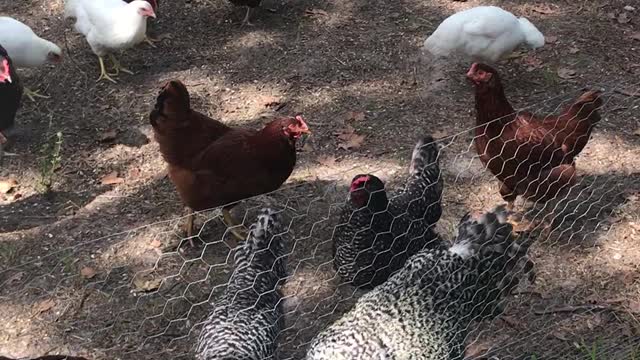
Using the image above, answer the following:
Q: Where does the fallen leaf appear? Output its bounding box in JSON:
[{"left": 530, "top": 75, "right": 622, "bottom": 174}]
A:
[
  {"left": 552, "top": 330, "right": 570, "bottom": 341},
  {"left": 545, "top": 35, "right": 558, "bottom": 44},
  {"left": 629, "top": 300, "right": 640, "bottom": 314},
  {"left": 338, "top": 134, "right": 365, "bottom": 150},
  {"left": 34, "top": 299, "right": 56, "bottom": 314},
  {"left": 133, "top": 277, "right": 162, "bottom": 292},
  {"left": 632, "top": 32, "right": 640, "bottom": 41},
  {"left": 618, "top": 12, "right": 631, "bottom": 23},
  {"left": 100, "top": 172, "right": 125, "bottom": 185},
  {"left": 345, "top": 111, "right": 366, "bottom": 122},
  {"left": 128, "top": 168, "right": 141, "bottom": 179},
  {"left": 624, "top": 5, "right": 636, "bottom": 11},
  {"left": 305, "top": 8, "right": 328, "bottom": 18},
  {"left": 557, "top": 68, "right": 577, "bottom": 79},
  {"left": 316, "top": 155, "right": 337, "bottom": 167},
  {"left": 501, "top": 315, "right": 521, "bottom": 328},
  {"left": 80, "top": 266, "right": 96, "bottom": 279},
  {"left": 99, "top": 129, "right": 118, "bottom": 142},
  {"left": 532, "top": 5, "right": 556, "bottom": 14},
  {"left": 0, "top": 178, "right": 18, "bottom": 194},
  {"left": 334, "top": 125, "right": 356, "bottom": 140},
  {"left": 431, "top": 129, "right": 450, "bottom": 139},
  {"left": 261, "top": 95, "right": 282, "bottom": 109},
  {"left": 149, "top": 239, "right": 162, "bottom": 248},
  {"left": 568, "top": 47, "right": 580, "bottom": 54},
  {"left": 523, "top": 55, "right": 544, "bottom": 70}
]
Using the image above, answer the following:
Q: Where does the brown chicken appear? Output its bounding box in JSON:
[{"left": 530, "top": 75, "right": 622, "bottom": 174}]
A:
[
  {"left": 150, "top": 80, "right": 310, "bottom": 243},
  {"left": 467, "top": 63, "right": 603, "bottom": 209}
]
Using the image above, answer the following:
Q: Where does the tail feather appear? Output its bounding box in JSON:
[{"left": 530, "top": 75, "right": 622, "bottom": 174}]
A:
[
  {"left": 234, "top": 208, "right": 287, "bottom": 280},
  {"left": 409, "top": 135, "right": 440, "bottom": 176},
  {"left": 518, "top": 17, "right": 545, "bottom": 49},
  {"left": 570, "top": 90, "right": 603, "bottom": 122},
  {"left": 449, "top": 205, "right": 515, "bottom": 260}
]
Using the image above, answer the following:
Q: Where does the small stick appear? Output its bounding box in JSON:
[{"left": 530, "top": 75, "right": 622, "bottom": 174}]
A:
[
  {"left": 534, "top": 304, "right": 612, "bottom": 315},
  {"left": 614, "top": 88, "right": 640, "bottom": 98}
]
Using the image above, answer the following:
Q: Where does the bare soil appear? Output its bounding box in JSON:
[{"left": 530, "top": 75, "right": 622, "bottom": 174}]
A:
[{"left": 0, "top": 0, "right": 639, "bottom": 359}]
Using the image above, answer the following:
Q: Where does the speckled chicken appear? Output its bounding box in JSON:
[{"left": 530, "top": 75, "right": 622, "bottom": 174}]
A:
[
  {"left": 332, "top": 136, "right": 445, "bottom": 288},
  {"left": 309, "top": 205, "right": 534, "bottom": 360},
  {"left": 196, "top": 208, "right": 287, "bottom": 360}
]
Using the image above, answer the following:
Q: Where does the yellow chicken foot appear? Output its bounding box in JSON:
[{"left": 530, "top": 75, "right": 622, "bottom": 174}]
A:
[
  {"left": 96, "top": 56, "right": 117, "bottom": 83},
  {"left": 222, "top": 208, "right": 249, "bottom": 241},
  {"left": 23, "top": 87, "right": 50, "bottom": 102},
  {"left": 144, "top": 36, "right": 158, "bottom": 48},
  {"left": 108, "top": 54, "right": 134, "bottom": 75}
]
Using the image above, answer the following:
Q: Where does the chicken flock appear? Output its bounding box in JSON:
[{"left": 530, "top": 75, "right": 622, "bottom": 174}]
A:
[{"left": 0, "top": 1, "right": 609, "bottom": 360}]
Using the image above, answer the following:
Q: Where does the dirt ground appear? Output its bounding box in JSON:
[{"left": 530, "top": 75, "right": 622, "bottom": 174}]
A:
[{"left": 0, "top": 0, "right": 639, "bottom": 359}]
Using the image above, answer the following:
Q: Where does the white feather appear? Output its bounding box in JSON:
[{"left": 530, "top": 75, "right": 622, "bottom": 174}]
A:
[
  {"left": 0, "top": 17, "right": 62, "bottom": 68},
  {"left": 64, "top": 0, "right": 152, "bottom": 56},
  {"left": 423, "top": 6, "right": 545, "bottom": 63}
]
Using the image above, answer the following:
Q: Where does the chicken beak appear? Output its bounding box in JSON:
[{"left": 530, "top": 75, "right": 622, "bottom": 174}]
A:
[{"left": 466, "top": 63, "right": 478, "bottom": 79}]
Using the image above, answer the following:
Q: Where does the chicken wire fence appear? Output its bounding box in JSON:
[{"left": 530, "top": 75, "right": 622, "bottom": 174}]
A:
[{"left": 0, "top": 81, "right": 639, "bottom": 360}]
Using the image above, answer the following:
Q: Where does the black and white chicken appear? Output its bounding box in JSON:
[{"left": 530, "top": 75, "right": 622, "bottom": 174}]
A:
[
  {"left": 332, "top": 136, "right": 445, "bottom": 288},
  {"left": 308, "top": 205, "right": 534, "bottom": 360},
  {"left": 64, "top": 0, "right": 156, "bottom": 83},
  {"left": 0, "top": 44, "right": 23, "bottom": 163},
  {"left": 196, "top": 208, "right": 288, "bottom": 360},
  {"left": 0, "top": 17, "right": 62, "bottom": 101}
]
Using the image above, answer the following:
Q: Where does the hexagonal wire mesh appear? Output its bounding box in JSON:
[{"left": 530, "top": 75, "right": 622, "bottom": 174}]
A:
[{"left": 0, "top": 80, "right": 638, "bottom": 360}]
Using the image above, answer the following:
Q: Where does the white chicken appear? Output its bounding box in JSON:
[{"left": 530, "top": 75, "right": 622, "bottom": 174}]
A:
[
  {"left": 0, "top": 17, "right": 62, "bottom": 101},
  {"left": 423, "top": 6, "right": 545, "bottom": 63},
  {"left": 64, "top": 0, "right": 156, "bottom": 83}
]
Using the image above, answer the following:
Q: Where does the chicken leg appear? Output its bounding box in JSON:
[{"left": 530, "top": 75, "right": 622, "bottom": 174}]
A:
[
  {"left": 96, "top": 56, "right": 118, "bottom": 84},
  {"left": 222, "top": 208, "right": 249, "bottom": 241},
  {"left": 108, "top": 54, "right": 134, "bottom": 75},
  {"left": 23, "top": 87, "right": 50, "bottom": 102},
  {"left": 241, "top": 7, "right": 254, "bottom": 26},
  {"left": 183, "top": 208, "right": 196, "bottom": 247}
]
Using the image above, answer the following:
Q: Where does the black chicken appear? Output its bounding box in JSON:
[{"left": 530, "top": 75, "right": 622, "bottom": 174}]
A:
[
  {"left": 308, "top": 206, "right": 534, "bottom": 359},
  {"left": 332, "top": 136, "right": 446, "bottom": 288},
  {"left": 0, "top": 44, "right": 23, "bottom": 163},
  {"left": 196, "top": 208, "right": 288, "bottom": 359}
]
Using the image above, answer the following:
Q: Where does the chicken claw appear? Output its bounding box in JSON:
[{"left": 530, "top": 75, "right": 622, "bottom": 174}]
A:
[
  {"left": 23, "top": 87, "right": 50, "bottom": 102},
  {"left": 241, "top": 7, "right": 255, "bottom": 27},
  {"left": 108, "top": 54, "right": 134, "bottom": 75},
  {"left": 222, "top": 208, "right": 249, "bottom": 241},
  {"left": 96, "top": 56, "right": 117, "bottom": 83},
  {"left": 144, "top": 36, "right": 157, "bottom": 48}
]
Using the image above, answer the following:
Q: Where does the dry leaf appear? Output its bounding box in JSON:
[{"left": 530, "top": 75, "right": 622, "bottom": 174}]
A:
[
  {"left": 632, "top": 32, "right": 640, "bottom": 41},
  {"left": 99, "top": 129, "right": 118, "bottom": 142},
  {"left": 568, "top": 47, "right": 580, "bottom": 54},
  {"left": 338, "top": 134, "right": 365, "bottom": 150},
  {"left": 0, "top": 178, "right": 18, "bottom": 194},
  {"left": 431, "top": 129, "right": 450, "bottom": 139},
  {"left": 80, "top": 266, "right": 97, "bottom": 279},
  {"left": 557, "top": 68, "right": 577, "bottom": 79},
  {"left": 261, "top": 95, "right": 282, "bottom": 109},
  {"left": 629, "top": 300, "right": 640, "bottom": 314},
  {"left": 345, "top": 111, "right": 366, "bottom": 122},
  {"left": 305, "top": 8, "right": 328, "bottom": 17},
  {"left": 545, "top": 35, "right": 558, "bottom": 44},
  {"left": 334, "top": 125, "right": 356, "bottom": 140},
  {"left": 128, "top": 168, "right": 141, "bottom": 179},
  {"left": 100, "top": 172, "right": 125, "bottom": 185},
  {"left": 532, "top": 5, "right": 556, "bottom": 14},
  {"left": 34, "top": 299, "right": 56, "bottom": 314},
  {"left": 149, "top": 239, "right": 163, "bottom": 248},
  {"left": 316, "top": 155, "right": 337, "bottom": 167},
  {"left": 523, "top": 55, "right": 544, "bottom": 70},
  {"left": 133, "top": 277, "right": 162, "bottom": 292},
  {"left": 618, "top": 12, "right": 631, "bottom": 23}
]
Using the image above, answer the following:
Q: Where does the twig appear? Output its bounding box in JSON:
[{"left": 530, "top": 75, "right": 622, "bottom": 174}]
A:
[
  {"left": 614, "top": 88, "right": 640, "bottom": 98},
  {"left": 534, "top": 304, "right": 613, "bottom": 315}
]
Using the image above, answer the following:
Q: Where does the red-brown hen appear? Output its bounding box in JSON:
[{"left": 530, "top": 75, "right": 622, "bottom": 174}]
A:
[
  {"left": 467, "top": 63, "right": 602, "bottom": 209},
  {"left": 150, "top": 80, "right": 310, "bottom": 243}
]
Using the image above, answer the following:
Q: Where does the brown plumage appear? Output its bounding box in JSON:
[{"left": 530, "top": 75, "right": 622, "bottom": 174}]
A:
[
  {"left": 467, "top": 63, "right": 602, "bottom": 207},
  {"left": 150, "top": 80, "right": 310, "bottom": 241}
]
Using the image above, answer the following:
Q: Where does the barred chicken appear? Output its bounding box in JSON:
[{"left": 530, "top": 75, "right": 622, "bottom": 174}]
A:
[
  {"left": 196, "top": 208, "right": 288, "bottom": 360},
  {"left": 308, "top": 205, "right": 534, "bottom": 360},
  {"left": 332, "top": 136, "right": 445, "bottom": 288}
]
